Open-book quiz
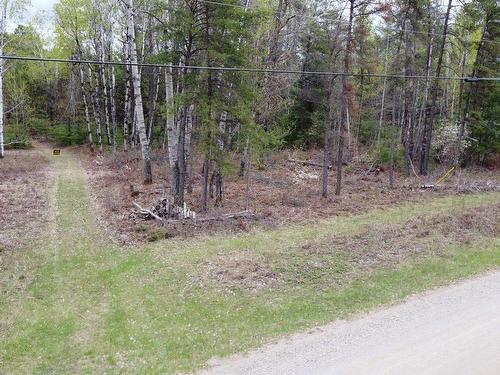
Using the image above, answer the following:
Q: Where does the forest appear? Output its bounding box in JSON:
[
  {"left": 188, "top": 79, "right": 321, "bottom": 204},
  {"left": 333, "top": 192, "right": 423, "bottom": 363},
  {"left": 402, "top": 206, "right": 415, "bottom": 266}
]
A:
[{"left": 0, "top": 0, "right": 497, "bottom": 216}]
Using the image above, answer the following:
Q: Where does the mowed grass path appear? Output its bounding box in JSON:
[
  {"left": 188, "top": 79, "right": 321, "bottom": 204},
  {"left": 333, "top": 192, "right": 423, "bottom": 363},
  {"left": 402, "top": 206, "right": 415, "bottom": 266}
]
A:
[{"left": 1, "top": 149, "right": 499, "bottom": 374}]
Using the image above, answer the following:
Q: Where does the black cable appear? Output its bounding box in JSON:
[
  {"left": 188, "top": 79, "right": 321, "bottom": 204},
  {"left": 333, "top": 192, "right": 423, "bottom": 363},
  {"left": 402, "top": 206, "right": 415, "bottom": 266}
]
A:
[{"left": 2, "top": 55, "right": 499, "bottom": 81}]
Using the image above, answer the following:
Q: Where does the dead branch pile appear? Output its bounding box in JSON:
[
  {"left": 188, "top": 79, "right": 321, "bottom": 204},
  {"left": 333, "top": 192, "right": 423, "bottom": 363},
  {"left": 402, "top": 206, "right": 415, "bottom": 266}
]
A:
[
  {"left": 454, "top": 180, "right": 500, "bottom": 193},
  {"left": 131, "top": 199, "right": 196, "bottom": 221},
  {"left": 197, "top": 210, "right": 256, "bottom": 222}
]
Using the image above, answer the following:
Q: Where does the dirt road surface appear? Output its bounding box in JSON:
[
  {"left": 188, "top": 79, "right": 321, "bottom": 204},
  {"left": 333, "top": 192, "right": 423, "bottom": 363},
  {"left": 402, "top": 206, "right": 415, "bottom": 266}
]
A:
[{"left": 201, "top": 271, "right": 500, "bottom": 375}]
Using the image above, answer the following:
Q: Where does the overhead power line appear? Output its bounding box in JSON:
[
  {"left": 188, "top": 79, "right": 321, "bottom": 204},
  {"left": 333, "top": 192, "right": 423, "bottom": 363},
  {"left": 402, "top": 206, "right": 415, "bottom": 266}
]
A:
[{"left": 1, "top": 55, "right": 499, "bottom": 82}]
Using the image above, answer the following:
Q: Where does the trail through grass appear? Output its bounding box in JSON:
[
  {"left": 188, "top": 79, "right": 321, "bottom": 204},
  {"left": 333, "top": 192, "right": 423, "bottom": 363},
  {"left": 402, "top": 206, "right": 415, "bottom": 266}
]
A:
[{"left": 1, "top": 149, "right": 499, "bottom": 374}]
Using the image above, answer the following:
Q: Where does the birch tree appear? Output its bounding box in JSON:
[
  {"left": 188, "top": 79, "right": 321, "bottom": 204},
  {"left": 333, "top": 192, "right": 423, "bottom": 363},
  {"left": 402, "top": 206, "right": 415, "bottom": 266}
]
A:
[{"left": 123, "top": 0, "right": 152, "bottom": 183}]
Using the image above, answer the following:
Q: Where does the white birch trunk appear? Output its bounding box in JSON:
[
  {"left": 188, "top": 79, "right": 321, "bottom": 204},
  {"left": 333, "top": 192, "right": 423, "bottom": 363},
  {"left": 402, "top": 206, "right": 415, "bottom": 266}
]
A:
[
  {"left": 123, "top": 37, "right": 131, "bottom": 150},
  {"left": 88, "top": 66, "right": 103, "bottom": 153},
  {"left": 78, "top": 63, "right": 93, "bottom": 151},
  {"left": 110, "top": 65, "right": 117, "bottom": 152},
  {"left": 217, "top": 110, "right": 227, "bottom": 150},
  {"left": 126, "top": 0, "right": 152, "bottom": 183}
]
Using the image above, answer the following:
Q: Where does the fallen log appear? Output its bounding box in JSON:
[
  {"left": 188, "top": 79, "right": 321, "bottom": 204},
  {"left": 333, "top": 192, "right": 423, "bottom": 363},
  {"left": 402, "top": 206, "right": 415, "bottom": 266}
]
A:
[{"left": 196, "top": 210, "right": 256, "bottom": 222}]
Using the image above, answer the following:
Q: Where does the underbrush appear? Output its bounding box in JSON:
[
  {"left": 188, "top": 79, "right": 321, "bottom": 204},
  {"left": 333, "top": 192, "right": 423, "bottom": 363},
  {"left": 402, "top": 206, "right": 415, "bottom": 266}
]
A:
[{"left": 29, "top": 118, "right": 87, "bottom": 146}]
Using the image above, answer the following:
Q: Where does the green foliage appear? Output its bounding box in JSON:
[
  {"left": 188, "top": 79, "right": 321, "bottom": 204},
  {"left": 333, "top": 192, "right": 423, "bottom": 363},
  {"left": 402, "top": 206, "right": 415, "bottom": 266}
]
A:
[
  {"left": 3, "top": 126, "right": 31, "bottom": 149},
  {"left": 29, "top": 118, "right": 87, "bottom": 146},
  {"left": 461, "top": 0, "right": 500, "bottom": 162},
  {"left": 372, "top": 143, "right": 405, "bottom": 168}
]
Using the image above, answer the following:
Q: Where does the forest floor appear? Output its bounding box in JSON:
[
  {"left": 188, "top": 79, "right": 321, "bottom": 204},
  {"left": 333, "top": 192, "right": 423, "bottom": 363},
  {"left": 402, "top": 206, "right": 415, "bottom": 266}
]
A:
[
  {"left": 74, "top": 145, "right": 500, "bottom": 244},
  {"left": 0, "top": 143, "right": 499, "bottom": 374}
]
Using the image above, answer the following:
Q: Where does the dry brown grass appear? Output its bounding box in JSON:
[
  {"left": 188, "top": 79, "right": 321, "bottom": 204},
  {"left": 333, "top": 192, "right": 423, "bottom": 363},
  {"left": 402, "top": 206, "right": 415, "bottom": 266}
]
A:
[
  {"left": 76, "top": 146, "right": 499, "bottom": 245},
  {"left": 0, "top": 146, "right": 52, "bottom": 253},
  {"left": 191, "top": 204, "right": 499, "bottom": 292}
]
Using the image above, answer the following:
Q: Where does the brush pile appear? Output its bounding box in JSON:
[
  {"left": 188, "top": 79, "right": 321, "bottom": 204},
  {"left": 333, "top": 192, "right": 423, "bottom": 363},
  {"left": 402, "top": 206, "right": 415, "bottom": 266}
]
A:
[{"left": 131, "top": 199, "right": 196, "bottom": 221}]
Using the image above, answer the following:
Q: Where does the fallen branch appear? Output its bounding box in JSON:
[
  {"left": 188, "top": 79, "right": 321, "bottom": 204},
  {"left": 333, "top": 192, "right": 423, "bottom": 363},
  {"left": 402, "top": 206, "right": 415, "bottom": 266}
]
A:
[
  {"left": 197, "top": 210, "right": 256, "bottom": 222},
  {"left": 132, "top": 198, "right": 197, "bottom": 221},
  {"left": 133, "top": 201, "right": 163, "bottom": 221}
]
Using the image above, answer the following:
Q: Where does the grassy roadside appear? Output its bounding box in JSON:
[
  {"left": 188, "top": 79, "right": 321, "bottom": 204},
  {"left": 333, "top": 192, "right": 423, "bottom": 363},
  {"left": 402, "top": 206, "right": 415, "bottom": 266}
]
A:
[{"left": 0, "top": 149, "right": 499, "bottom": 374}]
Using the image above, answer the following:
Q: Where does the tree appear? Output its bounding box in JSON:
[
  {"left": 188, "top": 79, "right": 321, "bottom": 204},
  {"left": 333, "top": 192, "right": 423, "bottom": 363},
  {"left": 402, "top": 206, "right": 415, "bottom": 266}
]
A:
[
  {"left": 122, "top": 0, "right": 153, "bottom": 183},
  {"left": 419, "top": 0, "right": 453, "bottom": 175},
  {"left": 0, "top": 0, "right": 29, "bottom": 158},
  {"left": 461, "top": 0, "right": 499, "bottom": 164}
]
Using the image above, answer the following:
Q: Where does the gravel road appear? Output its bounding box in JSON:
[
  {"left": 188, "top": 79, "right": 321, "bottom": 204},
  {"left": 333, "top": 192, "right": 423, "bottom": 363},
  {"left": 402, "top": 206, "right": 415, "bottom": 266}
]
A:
[{"left": 201, "top": 271, "right": 500, "bottom": 375}]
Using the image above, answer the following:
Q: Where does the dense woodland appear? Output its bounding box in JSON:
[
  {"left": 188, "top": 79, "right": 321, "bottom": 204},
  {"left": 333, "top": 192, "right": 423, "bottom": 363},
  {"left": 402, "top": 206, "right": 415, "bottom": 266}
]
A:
[{"left": 0, "top": 0, "right": 498, "bottom": 212}]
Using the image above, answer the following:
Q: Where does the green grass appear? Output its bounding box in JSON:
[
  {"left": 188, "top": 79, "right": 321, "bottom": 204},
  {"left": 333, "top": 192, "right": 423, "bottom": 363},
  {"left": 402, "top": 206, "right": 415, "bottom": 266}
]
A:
[{"left": 1, "top": 150, "right": 499, "bottom": 374}]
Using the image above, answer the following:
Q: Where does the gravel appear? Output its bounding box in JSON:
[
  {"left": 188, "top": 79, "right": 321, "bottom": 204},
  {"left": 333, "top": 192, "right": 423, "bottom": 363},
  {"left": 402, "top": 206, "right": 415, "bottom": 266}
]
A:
[{"left": 200, "top": 271, "right": 500, "bottom": 375}]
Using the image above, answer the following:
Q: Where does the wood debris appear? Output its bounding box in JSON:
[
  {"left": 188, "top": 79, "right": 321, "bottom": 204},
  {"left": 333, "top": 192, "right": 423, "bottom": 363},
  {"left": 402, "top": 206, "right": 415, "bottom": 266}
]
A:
[{"left": 131, "top": 198, "right": 196, "bottom": 221}]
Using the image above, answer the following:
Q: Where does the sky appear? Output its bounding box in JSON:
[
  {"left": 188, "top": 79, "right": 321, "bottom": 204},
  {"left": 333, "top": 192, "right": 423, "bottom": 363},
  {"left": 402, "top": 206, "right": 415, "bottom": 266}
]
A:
[
  {"left": 30, "top": 0, "right": 57, "bottom": 12},
  {"left": 18, "top": 0, "right": 57, "bottom": 25},
  {"left": 9, "top": 0, "right": 57, "bottom": 35}
]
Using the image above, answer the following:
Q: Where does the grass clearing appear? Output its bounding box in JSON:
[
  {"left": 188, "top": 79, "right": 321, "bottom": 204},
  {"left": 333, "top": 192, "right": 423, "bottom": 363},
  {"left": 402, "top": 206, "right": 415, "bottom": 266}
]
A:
[{"left": 0, "top": 149, "right": 499, "bottom": 374}]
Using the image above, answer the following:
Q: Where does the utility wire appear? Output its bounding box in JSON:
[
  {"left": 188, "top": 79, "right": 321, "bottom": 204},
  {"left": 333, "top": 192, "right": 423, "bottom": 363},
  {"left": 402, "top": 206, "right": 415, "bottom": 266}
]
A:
[{"left": 1, "top": 55, "right": 499, "bottom": 81}]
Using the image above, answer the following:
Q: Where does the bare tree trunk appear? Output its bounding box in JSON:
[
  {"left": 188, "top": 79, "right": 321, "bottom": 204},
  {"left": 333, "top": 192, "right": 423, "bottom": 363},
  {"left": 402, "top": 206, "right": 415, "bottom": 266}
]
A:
[
  {"left": 376, "top": 33, "right": 390, "bottom": 146},
  {"left": 122, "top": 38, "right": 131, "bottom": 151},
  {"left": 243, "top": 137, "right": 251, "bottom": 209},
  {"left": 322, "top": 85, "right": 334, "bottom": 198},
  {"left": 441, "top": 47, "right": 451, "bottom": 124},
  {"left": 335, "top": 0, "right": 354, "bottom": 196},
  {"left": 125, "top": 0, "right": 152, "bottom": 183},
  {"left": 402, "top": 19, "right": 416, "bottom": 175},
  {"left": 147, "top": 68, "right": 160, "bottom": 143},
  {"left": 239, "top": 136, "right": 249, "bottom": 177},
  {"left": 389, "top": 90, "right": 398, "bottom": 188},
  {"left": 99, "top": 28, "right": 112, "bottom": 146},
  {"left": 175, "top": 107, "right": 187, "bottom": 205},
  {"left": 165, "top": 67, "right": 177, "bottom": 168},
  {"left": 201, "top": 158, "right": 210, "bottom": 212},
  {"left": 420, "top": 0, "right": 452, "bottom": 175},
  {"left": 416, "top": 20, "right": 435, "bottom": 156},
  {"left": 88, "top": 66, "right": 103, "bottom": 154},
  {"left": 78, "top": 63, "right": 94, "bottom": 152},
  {"left": 184, "top": 104, "right": 194, "bottom": 164},
  {"left": 110, "top": 65, "right": 117, "bottom": 152},
  {"left": 456, "top": 48, "right": 468, "bottom": 164},
  {"left": 184, "top": 104, "right": 194, "bottom": 193}
]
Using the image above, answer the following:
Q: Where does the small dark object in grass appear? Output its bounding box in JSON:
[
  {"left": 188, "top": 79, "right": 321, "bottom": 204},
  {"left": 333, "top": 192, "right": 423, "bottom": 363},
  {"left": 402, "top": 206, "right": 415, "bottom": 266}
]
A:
[
  {"left": 147, "top": 228, "right": 176, "bottom": 242},
  {"left": 53, "top": 149, "right": 61, "bottom": 155},
  {"left": 134, "top": 224, "right": 148, "bottom": 233}
]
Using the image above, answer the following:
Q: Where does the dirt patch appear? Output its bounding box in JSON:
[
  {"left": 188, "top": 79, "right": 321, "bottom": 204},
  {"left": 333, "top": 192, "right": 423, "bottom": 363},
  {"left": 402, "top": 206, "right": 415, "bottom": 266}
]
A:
[
  {"left": 194, "top": 251, "right": 278, "bottom": 291},
  {"left": 76, "top": 146, "right": 499, "bottom": 245},
  {"left": 0, "top": 146, "right": 53, "bottom": 253},
  {"left": 294, "top": 204, "right": 499, "bottom": 279},
  {"left": 194, "top": 204, "right": 499, "bottom": 291}
]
